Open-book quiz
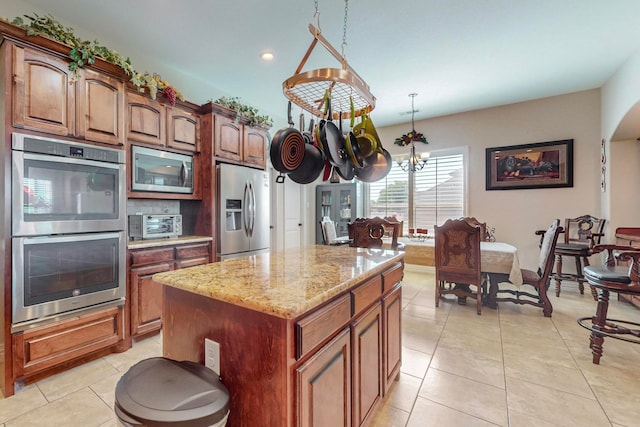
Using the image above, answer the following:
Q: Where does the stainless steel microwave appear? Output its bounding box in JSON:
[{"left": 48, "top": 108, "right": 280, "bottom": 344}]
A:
[{"left": 132, "top": 146, "right": 193, "bottom": 194}]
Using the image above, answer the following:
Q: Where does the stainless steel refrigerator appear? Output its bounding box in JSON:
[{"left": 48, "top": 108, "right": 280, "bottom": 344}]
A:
[{"left": 217, "top": 163, "right": 270, "bottom": 260}]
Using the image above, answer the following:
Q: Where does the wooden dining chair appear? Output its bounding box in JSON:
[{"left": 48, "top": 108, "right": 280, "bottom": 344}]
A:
[
  {"left": 553, "top": 215, "right": 605, "bottom": 299},
  {"left": 319, "top": 218, "right": 350, "bottom": 245},
  {"left": 493, "top": 219, "right": 561, "bottom": 317},
  {"left": 434, "top": 218, "right": 483, "bottom": 315},
  {"left": 348, "top": 217, "right": 401, "bottom": 250},
  {"left": 460, "top": 217, "right": 488, "bottom": 242}
]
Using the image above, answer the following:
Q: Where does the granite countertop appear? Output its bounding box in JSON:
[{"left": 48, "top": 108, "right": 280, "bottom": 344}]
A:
[
  {"left": 153, "top": 245, "right": 404, "bottom": 319},
  {"left": 127, "top": 235, "right": 213, "bottom": 250}
]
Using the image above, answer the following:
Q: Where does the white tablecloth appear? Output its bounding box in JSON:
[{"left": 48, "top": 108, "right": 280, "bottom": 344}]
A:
[{"left": 480, "top": 242, "right": 522, "bottom": 287}]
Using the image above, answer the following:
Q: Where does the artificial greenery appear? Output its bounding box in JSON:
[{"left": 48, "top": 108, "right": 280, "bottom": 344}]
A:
[
  {"left": 8, "top": 13, "right": 183, "bottom": 105},
  {"left": 393, "top": 130, "right": 428, "bottom": 146},
  {"left": 214, "top": 96, "right": 273, "bottom": 128}
]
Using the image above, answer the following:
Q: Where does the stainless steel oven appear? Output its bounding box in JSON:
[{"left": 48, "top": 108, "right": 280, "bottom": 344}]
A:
[
  {"left": 12, "top": 133, "right": 126, "bottom": 236},
  {"left": 131, "top": 145, "right": 193, "bottom": 194},
  {"left": 12, "top": 231, "right": 126, "bottom": 328},
  {"left": 10, "top": 132, "right": 127, "bottom": 330}
]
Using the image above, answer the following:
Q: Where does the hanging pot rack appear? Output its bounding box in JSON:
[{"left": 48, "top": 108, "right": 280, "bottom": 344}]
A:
[{"left": 283, "top": 23, "right": 376, "bottom": 121}]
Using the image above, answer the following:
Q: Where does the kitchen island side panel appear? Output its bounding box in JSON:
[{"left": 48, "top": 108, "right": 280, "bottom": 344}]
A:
[{"left": 163, "top": 285, "right": 293, "bottom": 427}]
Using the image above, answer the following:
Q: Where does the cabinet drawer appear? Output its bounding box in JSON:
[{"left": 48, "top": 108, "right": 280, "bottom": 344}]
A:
[
  {"left": 351, "top": 275, "right": 382, "bottom": 315},
  {"left": 131, "top": 247, "right": 175, "bottom": 266},
  {"left": 295, "top": 294, "right": 351, "bottom": 359},
  {"left": 382, "top": 263, "right": 404, "bottom": 293},
  {"left": 175, "top": 243, "right": 210, "bottom": 260},
  {"left": 13, "top": 307, "right": 123, "bottom": 379}
]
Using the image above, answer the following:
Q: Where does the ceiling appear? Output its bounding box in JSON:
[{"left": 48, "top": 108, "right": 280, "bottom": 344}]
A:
[{"left": 15, "top": 0, "right": 640, "bottom": 129}]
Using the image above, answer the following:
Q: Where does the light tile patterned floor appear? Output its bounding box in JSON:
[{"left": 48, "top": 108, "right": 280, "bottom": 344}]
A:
[{"left": 1, "top": 267, "right": 639, "bottom": 426}]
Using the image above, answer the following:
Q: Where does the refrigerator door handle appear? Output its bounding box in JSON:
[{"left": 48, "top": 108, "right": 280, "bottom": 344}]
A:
[
  {"left": 248, "top": 182, "right": 256, "bottom": 237},
  {"left": 243, "top": 182, "right": 251, "bottom": 238}
]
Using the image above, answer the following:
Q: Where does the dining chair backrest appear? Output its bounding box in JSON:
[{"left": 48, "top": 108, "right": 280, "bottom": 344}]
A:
[
  {"left": 538, "top": 219, "right": 562, "bottom": 277},
  {"left": 460, "top": 216, "right": 488, "bottom": 242},
  {"left": 349, "top": 217, "right": 400, "bottom": 249},
  {"left": 563, "top": 215, "right": 605, "bottom": 246},
  {"left": 319, "top": 218, "right": 338, "bottom": 245},
  {"left": 434, "top": 218, "right": 482, "bottom": 286}
]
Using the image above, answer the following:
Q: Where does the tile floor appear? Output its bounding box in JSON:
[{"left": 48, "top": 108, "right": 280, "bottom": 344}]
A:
[{"left": 1, "top": 267, "right": 640, "bottom": 426}]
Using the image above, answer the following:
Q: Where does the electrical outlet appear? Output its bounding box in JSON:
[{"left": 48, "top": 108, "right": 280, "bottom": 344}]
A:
[{"left": 205, "top": 338, "right": 220, "bottom": 376}]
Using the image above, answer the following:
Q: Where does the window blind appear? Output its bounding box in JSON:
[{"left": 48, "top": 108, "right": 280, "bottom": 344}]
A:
[{"left": 366, "top": 150, "right": 465, "bottom": 234}]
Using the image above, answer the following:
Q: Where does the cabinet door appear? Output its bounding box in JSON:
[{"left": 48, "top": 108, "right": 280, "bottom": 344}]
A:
[
  {"left": 214, "top": 115, "right": 242, "bottom": 161},
  {"left": 77, "top": 68, "right": 125, "bottom": 145},
  {"left": 382, "top": 286, "right": 402, "bottom": 395},
  {"left": 243, "top": 126, "right": 267, "bottom": 168},
  {"left": 296, "top": 328, "right": 351, "bottom": 427},
  {"left": 130, "top": 261, "right": 173, "bottom": 337},
  {"left": 12, "top": 44, "right": 76, "bottom": 136},
  {"left": 167, "top": 105, "right": 200, "bottom": 152},
  {"left": 351, "top": 304, "right": 383, "bottom": 427},
  {"left": 126, "top": 92, "right": 166, "bottom": 146}
]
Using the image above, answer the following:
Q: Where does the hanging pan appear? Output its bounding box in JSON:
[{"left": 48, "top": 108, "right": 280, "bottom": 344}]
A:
[
  {"left": 270, "top": 101, "right": 306, "bottom": 174},
  {"left": 289, "top": 115, "right": 325, "bottom": 184},
  {"left": 355, "top": 148, "right": 392, "bottom": 182},
  {"left": 320, "top": 96, "right": 348, "bottom": 168},
  {"left": 334, "top": 112, "right": 355, "bottom": 180}
]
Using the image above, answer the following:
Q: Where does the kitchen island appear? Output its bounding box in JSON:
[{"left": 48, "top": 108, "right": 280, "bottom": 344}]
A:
[{"left": 153, "top": 245, "right": 404, "bottom": 427}]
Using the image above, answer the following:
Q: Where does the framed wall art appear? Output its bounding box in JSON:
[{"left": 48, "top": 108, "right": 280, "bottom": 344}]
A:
[{"left": 485, "top": 139, "right": 573, "bottom": 190}]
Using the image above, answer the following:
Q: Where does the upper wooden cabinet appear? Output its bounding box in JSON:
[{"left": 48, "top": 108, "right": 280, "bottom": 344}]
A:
[
  {"left": 201, "top": 102, "right": 268, "bottom": 169},
  {"left": 12, "top": 44, "right": 76, "bottom": 137},
  {"left": 11, "top": 43, "right": 125, "bottom": 146},
  {"left": 76, "top": 68, "right": 125, "bottom": 145},
  {"left": 127, "top": 91, "right": 200, "bottom": 153}
]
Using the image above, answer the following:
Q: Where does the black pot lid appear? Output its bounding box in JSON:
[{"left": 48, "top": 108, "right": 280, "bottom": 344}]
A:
[{"left": 115, "top": 357, "right": 230, "bottom": 426}]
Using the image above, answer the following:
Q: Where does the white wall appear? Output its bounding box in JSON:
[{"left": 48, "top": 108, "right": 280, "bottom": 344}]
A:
[{"left": 307, "top": 90, "right": 602, "bottom": 269}]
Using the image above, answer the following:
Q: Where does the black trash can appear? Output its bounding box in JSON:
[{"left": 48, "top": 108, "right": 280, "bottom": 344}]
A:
[{"left": 115, "top": 357, "right": 230, "bottom": 427}]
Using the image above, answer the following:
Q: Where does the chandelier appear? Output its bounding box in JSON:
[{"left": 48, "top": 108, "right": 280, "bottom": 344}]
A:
[{"left": 394, "top": 93, "right": 429, "bottom": 172}]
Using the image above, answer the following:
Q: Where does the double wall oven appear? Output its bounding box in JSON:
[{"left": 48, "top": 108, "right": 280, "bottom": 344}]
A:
[{"left": 11, "top": 133, "right": 127, "bottom": 330}]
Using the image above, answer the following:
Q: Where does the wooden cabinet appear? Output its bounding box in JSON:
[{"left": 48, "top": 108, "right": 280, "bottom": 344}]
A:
[
  {"left": 296, "top": 328, "right": 352, "bottom": 427},
  {"left": 11, "top": 43, "right": 125, "bottom": 146},
  {"left": 161, "top": 260, "right": 404, "bottom": 427},
  {"left": 127, "top": 91, "right": 200, "bottom": 152},
  {"left": 12, "top": 306, "right": 124, "bottom": 380},
  {"left": 213, "top": 115, "right": 267, "bottom": 167},
  {"left": 615, "top": 227, "right": 640, "bottom": 308},
  {"left": 351, "top": 304, "right": 383, "bottom": 427},
  {"left": 201, "top": 103, "right": 268, "bottom": 169},
  {"left": 129, "top": 242, "right": 211, "bottom": 338}
]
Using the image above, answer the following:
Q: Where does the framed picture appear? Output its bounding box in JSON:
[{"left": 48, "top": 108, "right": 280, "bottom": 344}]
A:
[{"left": 485, "top": 139, "right": 573, "bottom": 190}]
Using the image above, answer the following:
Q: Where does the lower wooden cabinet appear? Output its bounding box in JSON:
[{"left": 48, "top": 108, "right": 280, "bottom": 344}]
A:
[
  {"left": 351, "top": 304, "right": 383, "bottom": 427},
  {"left": 12, "top": 306, "right": 124, "bottom": 380},
  {"left": 383, "top": 285, "right": 402, "bottom": 394},
  {"left": 129, "top": 241, "right": 211, "bottom": 338},
  {"left": 296, "top": 328, "right": 352, "bottom": 427}
]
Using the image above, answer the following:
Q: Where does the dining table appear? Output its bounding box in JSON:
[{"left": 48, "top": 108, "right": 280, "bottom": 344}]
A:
[{"left": 478, "top": 241, "right": 522, "bottom": 308}]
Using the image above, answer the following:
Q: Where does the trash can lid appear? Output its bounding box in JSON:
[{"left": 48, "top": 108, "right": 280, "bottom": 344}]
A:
[{"left": 115, "top": 357, "right": 230, "bottom": 427}]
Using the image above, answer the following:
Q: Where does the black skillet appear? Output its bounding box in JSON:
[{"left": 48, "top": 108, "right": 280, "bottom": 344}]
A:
[
  {"left": 334, "top": 112, "right": 355, "bottom": 180},
  {"left": 269, "top": 101, "right": 305, "bottom": 174},
  {"left": 320, "top": 98, "right": 347, "bottom": 168}
]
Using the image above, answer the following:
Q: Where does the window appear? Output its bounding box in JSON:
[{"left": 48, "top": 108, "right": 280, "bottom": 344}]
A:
[{"left": 365, "top": 147, "right": 467, "bottom": 234}]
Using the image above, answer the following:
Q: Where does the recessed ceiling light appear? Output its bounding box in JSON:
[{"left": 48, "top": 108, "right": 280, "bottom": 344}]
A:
[{"left": 260, "top": 50, "right": 274, "bottom": 61}]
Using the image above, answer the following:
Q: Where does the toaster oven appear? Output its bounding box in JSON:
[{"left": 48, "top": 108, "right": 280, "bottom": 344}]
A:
[{"left": 129, "top": 214, "right": 183, "bottom": 240}]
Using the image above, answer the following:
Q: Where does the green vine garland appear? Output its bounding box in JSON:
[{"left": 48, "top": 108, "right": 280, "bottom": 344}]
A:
[
  {"left": 214, "top": 96, "right": 273, "bottom": 128},
  {"left": 8, "top": 13, "right": 184, "bottom": 105}
]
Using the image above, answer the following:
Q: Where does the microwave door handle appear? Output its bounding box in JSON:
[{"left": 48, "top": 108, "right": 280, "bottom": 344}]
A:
[{"left": 180, "top": 161, "right": 189, "bottom": 187}]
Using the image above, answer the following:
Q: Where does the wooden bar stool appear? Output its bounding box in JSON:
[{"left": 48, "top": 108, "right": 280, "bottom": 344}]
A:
[
  {"left": 578, "top": 245, "right": 640, "bottom": 364},
  {"left": 553, "top": 215, "right": 605, "bottom": 299}
]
